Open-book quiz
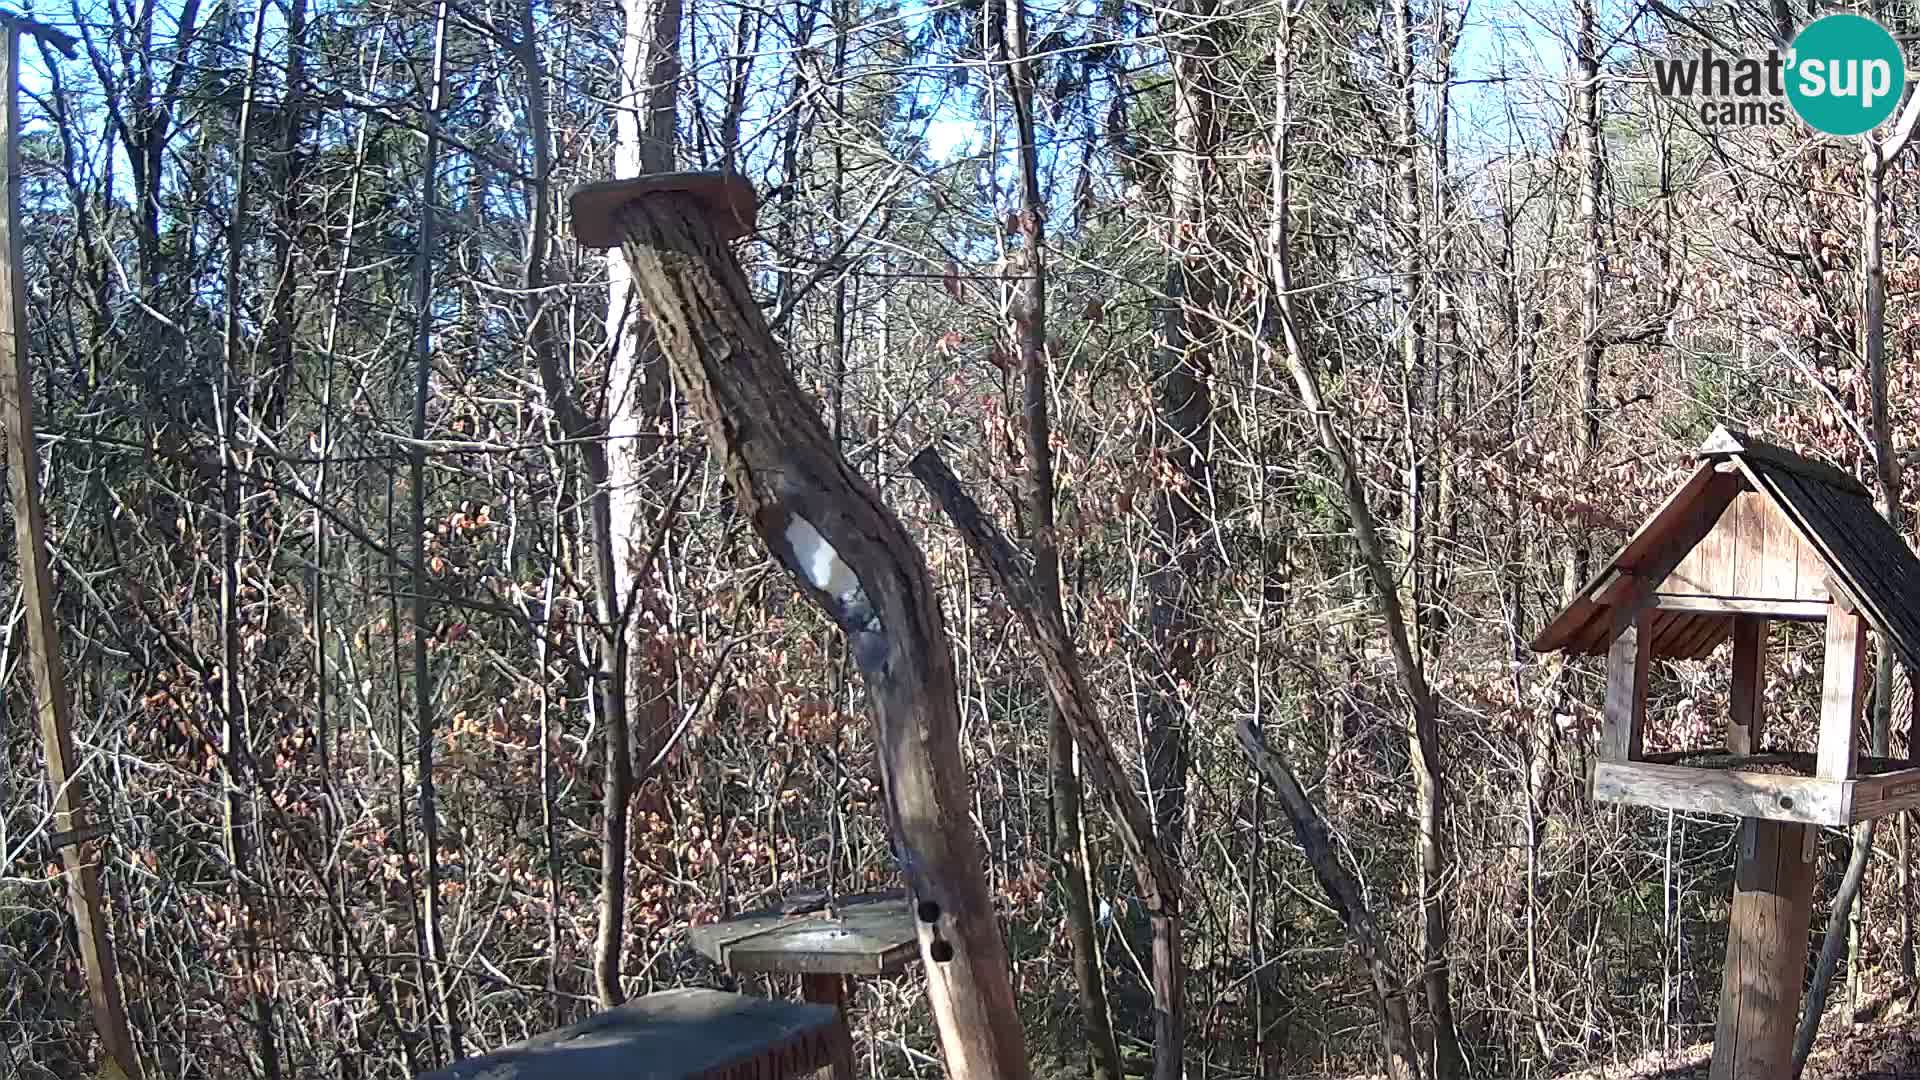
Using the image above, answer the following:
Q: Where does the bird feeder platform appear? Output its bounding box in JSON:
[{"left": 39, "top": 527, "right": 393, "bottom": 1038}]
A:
[
  {"left": 415, "top": 987, "right": 839, "bottom": 1080},
  {"left": 1533, "top": 424, "right": 1920, "bottom": 1080},
  {"left": 686, "top": 891, "right": 919, "bottom": 1080},
  {"left": 1534, "top": 424, "right": 1920, "bottom": 826}
]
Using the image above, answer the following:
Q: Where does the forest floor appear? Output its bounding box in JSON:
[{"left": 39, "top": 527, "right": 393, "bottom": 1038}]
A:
[{"left": 1557, "top": 979, "right": 1920, "bottom": 1079}]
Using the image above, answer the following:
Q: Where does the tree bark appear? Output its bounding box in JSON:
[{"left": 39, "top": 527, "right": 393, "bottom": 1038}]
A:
[
  {"left": 1237, "top": 717, "right": 1424, "bottom": 1080},
  {"left": 602, "top": 187, "right": 1031, "bottom": 1080},
  {"left": 998, "top": 1, "right": 1122, "bottom": 1075},
  {"left": 911, "top": 449, "right": 1184, "bottom": 1080}
]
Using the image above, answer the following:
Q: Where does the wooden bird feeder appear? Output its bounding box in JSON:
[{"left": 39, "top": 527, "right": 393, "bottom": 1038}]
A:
[{"left": 1533, "top": 424, "right": 1920, "bottom": 1079}]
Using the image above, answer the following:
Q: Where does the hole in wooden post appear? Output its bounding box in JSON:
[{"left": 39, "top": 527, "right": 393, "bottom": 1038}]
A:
[
  {"left": 1778, "top": 795, "right": 1794, "bottom": 810},
  {"left": 916, "top": 900, "right": 940, "bottom": 923},
  {"left": 929, "top": 939, "right": 954, "bottom": 963}
]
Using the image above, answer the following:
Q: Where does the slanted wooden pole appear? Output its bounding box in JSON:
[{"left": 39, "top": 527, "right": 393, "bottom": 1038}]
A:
[
  {"left": 0, "top": 16, "right": 139, "bottom": 1080},
  {"left": 569, "top": 173, "right": 1031, "bottom": 1080}
]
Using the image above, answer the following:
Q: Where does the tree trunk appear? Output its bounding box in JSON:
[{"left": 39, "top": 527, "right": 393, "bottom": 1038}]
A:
[
  {"left": 998, "top": 1, "right": 1122, "bottom": 1076},
  {"left": 1564, "top": 0, "right": 1603, "bottom": 604},
  {"left": 599, "top": 186, "right": 1031, "bottom": 1080},
  {"left": 1267, "top": 13, "right": 1454, "bottom": 1071},
  {"left": 219, "top": 6, "right": 281, "bottom": 1074},
  {"left": 596, "top": 0, "right": 683, "bottom": 1006},
  {"left": 407, "top": 0, "right": 458, "bottom": 1057}
]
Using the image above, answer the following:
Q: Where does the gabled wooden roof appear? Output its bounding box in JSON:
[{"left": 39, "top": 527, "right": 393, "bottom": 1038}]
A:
[{"left": 1532, "top": 426, "right": 1920, "bottom": 672}]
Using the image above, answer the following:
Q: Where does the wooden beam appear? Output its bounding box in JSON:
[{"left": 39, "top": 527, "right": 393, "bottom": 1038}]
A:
[
  {"left": 1603, "top": 606, "right": 1652, "bottom": 761},
  {"left": 1818, "top": 608, "right": 1867, "bottom": 781},
  {"left": 1710, "top": 820, "right": 1816, "bottom": 1080},
  {"left": 1654, "top": 595, "right": 1827, "bottom": 620},
  {"left": 1846, "top": 766, "right": 1920, "bottom": 823},
  {"left": 1728, "top": 617, "right": 1767, "bottom": 755},
  {"left": 0, "top": 26, "right": 139, "bottom": 1080},
  {"left": 1591, "top": 760, "right": 1849, "bottom": 826}
]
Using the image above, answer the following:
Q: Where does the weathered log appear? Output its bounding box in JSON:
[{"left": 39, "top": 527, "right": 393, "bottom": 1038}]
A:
[{"left": 570, "top": 174, "right": 1029, "bottom": 1080}]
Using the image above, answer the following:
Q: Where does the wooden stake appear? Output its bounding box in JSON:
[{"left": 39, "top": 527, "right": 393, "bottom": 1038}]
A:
[{"left": 0, "top": 18, "right": 139, "bottom": 1079}]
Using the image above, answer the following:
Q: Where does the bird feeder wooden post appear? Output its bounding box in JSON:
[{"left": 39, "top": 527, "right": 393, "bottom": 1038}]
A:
[
  {"left": 1534, "top": 425, "right": 1920, "bottom": 1080},
  {"left": 567, "top": 173, "right": 1031, "bottom": 1080}
]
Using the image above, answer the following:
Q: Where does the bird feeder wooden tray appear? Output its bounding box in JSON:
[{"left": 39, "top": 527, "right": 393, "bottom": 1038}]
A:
[{"left": 1533, "top": 424, "right": 1920, "bottom": 1079}]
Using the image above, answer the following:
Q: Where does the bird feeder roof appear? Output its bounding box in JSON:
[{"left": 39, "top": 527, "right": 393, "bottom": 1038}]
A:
[{"left": 1532, "top": 425, "right": 1920, "bottom": 672}]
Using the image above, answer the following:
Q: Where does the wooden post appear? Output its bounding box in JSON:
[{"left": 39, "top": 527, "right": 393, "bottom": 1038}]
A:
[
  {"left": 570, "top": 174, "right": 1031, "bottom": 1080},
  {"left": 1711, "top": 819, "right": 1815, "bottom": 1080},
  {"left": 0, "top": 18, "right": 139, "bottom": 1080},
  {"left": 1602, "top": 605, "right": 1651, "bottom": 761},
  {"left": 1818, "top": 605, "right": 1866, "bottom": 780},
  {"left": 801, "top": 974, "right": 856, "bottom": 1080},
  {"left": 1728, "top": 617, "right": 1766, "bottom": 755}
]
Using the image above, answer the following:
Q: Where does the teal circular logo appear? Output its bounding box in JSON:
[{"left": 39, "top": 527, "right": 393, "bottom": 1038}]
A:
[{"left": 1787, "top": 14, "right": 1906, "bottom": 136}]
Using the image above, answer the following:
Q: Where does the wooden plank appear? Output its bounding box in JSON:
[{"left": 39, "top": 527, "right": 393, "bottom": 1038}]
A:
[
  {"left": 1664, "top": 545, "right": 1709, "bottom": 596},
  {"left": 0, "top": 27, "right": 139, "bottom": 1080},
  {"left": 1710, "top": 820, "right": 1816, "bottom": 1080},
  {"left": 1687, "top": 500, "right": 1735, "bottom": 596},
  {"left": 1731, "top": 493, "right": 1766, "bottom": 598},
  {"left": 1847, "top": 765, "right": 1920, "bottom": 822},
  {"left": 418, "top": 988, "right": 840, "bottom": 1080},
  {"left": 1603, "top": 607, "right": 1652, "bottom": 761},
  {"left": 1728, "top": 617, "right": 1767, "bottom": 755},
  {"left": 801, "top": 974, "right": 856, "bottom": 1080},
  {"left": 688, "top": 895, "right": 919, "bottom": 977},
  {"left": 1591, "top": 760, "right": 1850, "bottom": 826},
  {"left": 1533, "top": 462, "right": 1730, "bottom": 652},
  {"left": 1818, "top": 607, "right": 1866, "bottom": 781},
  {"left": 1762, "top": 492, "right": 1806, "bottom": 600},
  {"left": 1650, "top": 595, "right": 1827, "bottom": 619}
]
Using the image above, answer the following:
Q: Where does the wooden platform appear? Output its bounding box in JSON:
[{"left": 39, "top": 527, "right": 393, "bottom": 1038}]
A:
[
  {"left": 414, "top": 988, "right": 838, "bottom": 1080},
  {"left": 1592, "top": 752, "right": 1920, "bottom": 826},
  {"left": 687, "top": 891, "right": 918, "bottom": 978}
]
